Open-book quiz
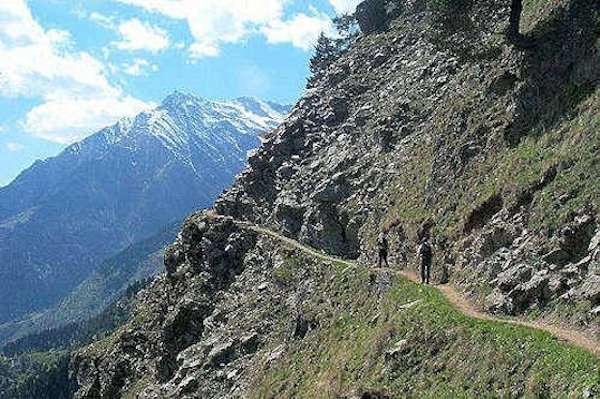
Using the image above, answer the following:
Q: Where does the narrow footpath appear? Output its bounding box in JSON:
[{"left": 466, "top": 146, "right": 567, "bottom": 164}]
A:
[
  {"left": 230, "top": 219, "right": 600, "bottom": 357},
  {"left": 397, "top": 270, "right": 600, "bottom": 357}
]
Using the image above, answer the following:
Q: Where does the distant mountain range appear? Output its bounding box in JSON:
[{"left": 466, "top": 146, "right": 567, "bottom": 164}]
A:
[{"left": 0, "top": 92, "right": 290, "bottom": 330}]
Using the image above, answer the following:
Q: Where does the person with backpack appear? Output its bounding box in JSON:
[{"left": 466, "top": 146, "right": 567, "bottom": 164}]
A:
[
  {"left": 377, "top": 231, "right": 389, "bottom": 268},
  {"left": 418, "top": 235, "right": 432, "bottom": 284}
]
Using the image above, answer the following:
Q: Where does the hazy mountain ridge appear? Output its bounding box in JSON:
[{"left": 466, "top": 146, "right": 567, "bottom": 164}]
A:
[{"left": 0, "top": 222, "right": 181, "bottom": 344}]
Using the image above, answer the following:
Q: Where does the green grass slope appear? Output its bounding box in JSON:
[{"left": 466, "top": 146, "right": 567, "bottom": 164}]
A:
[{"left": 251, "top": 252, "right": 600, "bottom": 398}]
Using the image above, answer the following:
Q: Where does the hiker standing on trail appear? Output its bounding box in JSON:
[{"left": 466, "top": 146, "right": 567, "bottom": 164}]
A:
[
  {"left": 377, "top": 231, "right": 389, "bottom": 268},
  {"left": 418, "top": 235, "right": 432, "bottom": 284}
]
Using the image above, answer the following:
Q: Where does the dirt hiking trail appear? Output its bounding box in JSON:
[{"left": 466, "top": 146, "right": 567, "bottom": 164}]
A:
[{"left": 226, "top": 218, "right": 599, "bottom": 357}]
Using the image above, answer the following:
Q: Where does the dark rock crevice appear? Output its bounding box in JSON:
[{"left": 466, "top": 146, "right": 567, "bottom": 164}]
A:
[{"left": 464, "top": 194, "right": 504, "bottom": 234}]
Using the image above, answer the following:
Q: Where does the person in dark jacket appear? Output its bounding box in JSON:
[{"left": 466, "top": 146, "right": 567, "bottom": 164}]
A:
[
  {"left": 418, "top": 235, "right": 432, "bottom": 284},
  {"left": 377, "top": 231, "right": 389, "bottom": 268}
]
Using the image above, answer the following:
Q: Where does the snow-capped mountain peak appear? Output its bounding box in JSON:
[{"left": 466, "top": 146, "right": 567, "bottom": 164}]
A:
[
  {"left": 80, "top": 91, "right": 291, "bottom": 158},
  {"left": 0, "top": 92, "right": 291, "bottom": 328}
]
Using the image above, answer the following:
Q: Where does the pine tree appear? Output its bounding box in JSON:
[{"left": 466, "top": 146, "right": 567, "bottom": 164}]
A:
[
  {"left": 309, "top": 33, "right": 337, "bottom": 76},
  {"left": 307, "top": 33, "right": 338, "bottom": 87},
  {"left": 333, "top": 13, "right": 359, "bottom": 51},
  {"left": 307, "top": 12, "right": 359, "bottom": 87}
]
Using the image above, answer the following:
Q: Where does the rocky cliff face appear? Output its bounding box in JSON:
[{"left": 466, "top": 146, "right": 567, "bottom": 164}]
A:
[
  {"left": 216, "top": 0, "right": 600, "bottom": 322},
  {"left": 72, "top": 0, "right": 600, "bottom": 397}
]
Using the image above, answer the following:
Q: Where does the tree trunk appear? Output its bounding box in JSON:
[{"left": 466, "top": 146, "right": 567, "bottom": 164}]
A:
[{"left": 508, "top": 0, "right": 523, "bottom": 40}]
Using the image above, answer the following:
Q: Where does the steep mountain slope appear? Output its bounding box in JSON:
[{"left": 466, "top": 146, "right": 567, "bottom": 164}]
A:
[
  {"left": 73, "top": 218, "right": 600, "bottom": 398},
  {"left": 0, "top": 93, "right": 289, "bottom": 325},
  {"left": 0, "top": 280, "right": 148, "bottom": 399},
  {"left": 71, "top": 0, "right": 600, "bottom": 397},
  {"left": 215, "top": 0, "right": 600, "bottom": 332},
  {"left": 0, "top": 222, "right": 180, "bottom": 344}
]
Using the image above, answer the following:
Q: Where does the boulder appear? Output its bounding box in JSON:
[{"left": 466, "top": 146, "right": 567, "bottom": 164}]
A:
[
  {"left": 207, "top": 340, "right": 236, "bottom": 367},
  {"left": 548, "top": 276, "right": 568, "bottom": 295},
  {"left": 276, "top": 162, "right": 295, "bottom": 180},
  {"left": 575, "top": 274, "right": 600, "bottom": 305},
  {"left": 180, "top": 220, "right": 207, "bottom": 264},
  {"left": 518, "top": 272, "right": 551, "bottom": 304},
  {"left": 478, "top": 225, "right": 514, "bottom": 258},
  {"left": 164, "top": 244, "right": 185, "bottom": 276},
  {"left": 372, "top": 51, "right": 390, "bottom": 68},
  {"left": 384, "top": 339, "right": 410, "bottom": 360},
  {"left": 558, "top": 214, "right": 596, "bottom": 256},
  {"left": 328, "top": 95, "right": 350, "bottom": 124},
  {"left": 541, "top": 248, "right": 571, "bottom": 266},
  {"left": 312, "top": 173, "right": 351, "bottom": 203},
  {"left": 356, "top": 0, "right": 387, "bottom": 34},
  {"left": 589, "top": 229, "right": 600, "bottom": 252},
  {"left": 485, "top": 290, "right": 512, "bottom": 314},
  {"left": 496, "top": 264, "right": 533, "bottom": 292},
  {"left": 493, "top": 270, "right": 551, "bottom": 313}
]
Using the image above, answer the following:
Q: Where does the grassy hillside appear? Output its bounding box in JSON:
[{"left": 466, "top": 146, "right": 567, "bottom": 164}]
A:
[{"left": 251, "top": 251, "right": 600, "bottom": 398}]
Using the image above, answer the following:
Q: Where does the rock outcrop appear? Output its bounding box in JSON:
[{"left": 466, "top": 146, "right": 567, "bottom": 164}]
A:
[{"left": 356, "top": 0, "right": 388, "bottom": 33}]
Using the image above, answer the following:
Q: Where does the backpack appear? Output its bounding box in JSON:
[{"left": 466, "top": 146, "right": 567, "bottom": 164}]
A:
[
  {"left": 378, "top": 235, "right": 388, "bottom": 251},
  {"left": 419, "top": 242, "right": 432, "bottom": 259}
]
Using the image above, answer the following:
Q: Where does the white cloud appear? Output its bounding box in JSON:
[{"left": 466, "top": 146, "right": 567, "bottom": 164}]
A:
[
  {"left": 0, "top": 0, "right": 151, "bottom": 144},
  {"left": 262, "top": 12, "right": 333, "bottom": 51},
  {"left": 115, "top": 0, "right": 332, "bottom": 57},
  {"left": 328, "top": 0, "right": 362, "bottom": 14},
  {"left": 113, "top": 18, "right": 170, "bottom": 53},
  {"left": 22, "top": 95, "right": 148, "bottom": 144},
  {"left": 122, "top": 58, "right": 159, "bottom": 76},
  {"left": 189, "top": 41, "right": 220, "bottom": 58},
  {"left": 89, "top": 12, "right": 116, "bottom": 29},
  {"left": 6, "top": 142, "right": 25, "bottom": 152},
  {"left": 46, "top": 28, "right": 72, "bottom": 47}
]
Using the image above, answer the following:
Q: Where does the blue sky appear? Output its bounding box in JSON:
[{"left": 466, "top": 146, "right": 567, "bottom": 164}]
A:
[{"left": 0, "top": 0, "right": 360, "bottom": 187}]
